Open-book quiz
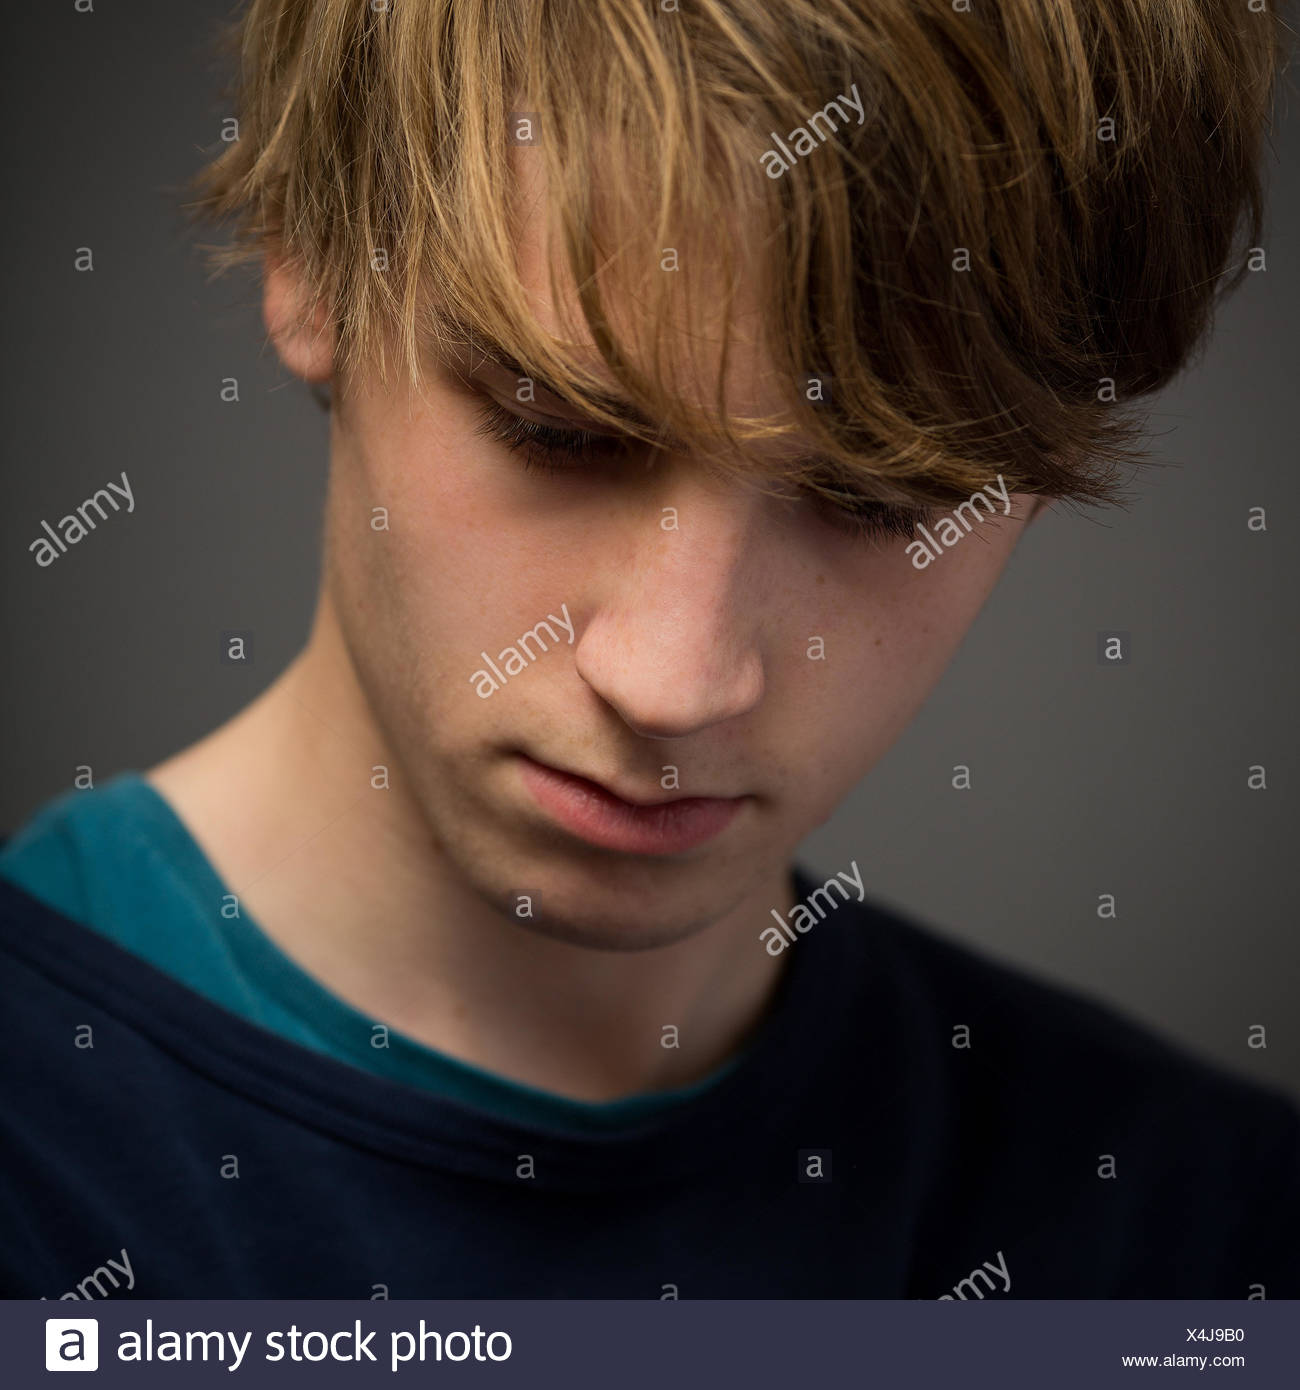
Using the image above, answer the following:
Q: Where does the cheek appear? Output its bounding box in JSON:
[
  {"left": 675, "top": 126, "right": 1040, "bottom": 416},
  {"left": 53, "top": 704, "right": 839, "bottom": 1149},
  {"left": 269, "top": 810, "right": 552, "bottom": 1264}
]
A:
[
  {"left": 329, "top": 402, "right": 591, "bottom": 699},
  {"left": 809, "top": 519, "right": 1026, "bottom": 759},
  {"left": 879, "top": 539, "right": 1014, "bottom": 663}
]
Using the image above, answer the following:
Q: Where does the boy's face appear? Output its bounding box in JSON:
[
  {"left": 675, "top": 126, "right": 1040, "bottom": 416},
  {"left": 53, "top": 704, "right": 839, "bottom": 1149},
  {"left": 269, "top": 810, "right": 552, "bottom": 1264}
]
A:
[{"left": 268, "top": 169, "right": 1043, "bottom": 952}]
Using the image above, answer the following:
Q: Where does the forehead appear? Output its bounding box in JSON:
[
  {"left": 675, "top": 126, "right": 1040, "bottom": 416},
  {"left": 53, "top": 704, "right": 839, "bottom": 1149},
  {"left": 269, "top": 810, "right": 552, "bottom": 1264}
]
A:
[{"left": 505, "top": 140, "right": 799, "bottom": 443}]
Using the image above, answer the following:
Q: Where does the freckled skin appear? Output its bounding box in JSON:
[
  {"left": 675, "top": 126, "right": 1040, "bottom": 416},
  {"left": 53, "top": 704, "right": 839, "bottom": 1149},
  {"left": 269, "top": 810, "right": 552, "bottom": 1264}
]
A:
[
  {"left": 143, "top": 155, "right": 1048, "bottom": 1097},
  {"left": 287, "top": 148, "right": 1045, "bottom": 954},
  {"left": 312, "top": 349, "right": 1037, "bottom": 950}
]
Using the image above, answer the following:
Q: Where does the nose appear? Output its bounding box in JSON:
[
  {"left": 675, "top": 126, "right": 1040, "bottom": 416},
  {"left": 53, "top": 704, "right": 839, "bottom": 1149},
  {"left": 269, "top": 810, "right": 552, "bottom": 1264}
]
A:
[{"left": 572, "top": 470, "right": 770, "bottom": 741}]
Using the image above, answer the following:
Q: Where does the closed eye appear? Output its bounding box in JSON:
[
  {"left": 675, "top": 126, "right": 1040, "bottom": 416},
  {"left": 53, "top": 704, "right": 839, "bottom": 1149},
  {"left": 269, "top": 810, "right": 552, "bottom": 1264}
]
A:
[
  {"left": 470, "top": 397, "right": 937, "bottom": 544},
  {"left": 471, "top": 397, "right": 629, "bottom": 470}
]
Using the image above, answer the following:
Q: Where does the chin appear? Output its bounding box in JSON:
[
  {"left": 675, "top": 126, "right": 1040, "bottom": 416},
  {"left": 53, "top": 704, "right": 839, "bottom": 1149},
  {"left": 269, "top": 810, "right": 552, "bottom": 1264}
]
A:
[{"left": 473, "top": 855, "right": 724, "bottom": 953}]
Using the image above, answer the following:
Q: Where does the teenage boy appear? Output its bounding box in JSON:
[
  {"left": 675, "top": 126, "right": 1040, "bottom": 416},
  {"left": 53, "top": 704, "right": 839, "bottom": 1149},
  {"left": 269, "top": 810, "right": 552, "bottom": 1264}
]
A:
[{"left": 2, "top": 0, "right": 1296, "bottom": 1298}]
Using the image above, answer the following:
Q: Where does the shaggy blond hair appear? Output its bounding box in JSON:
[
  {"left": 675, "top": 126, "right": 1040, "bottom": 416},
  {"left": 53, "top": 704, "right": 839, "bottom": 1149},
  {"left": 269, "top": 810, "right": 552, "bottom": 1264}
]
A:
[{"left": 185, "top": 0, "right": 1289, "bottom": 511}]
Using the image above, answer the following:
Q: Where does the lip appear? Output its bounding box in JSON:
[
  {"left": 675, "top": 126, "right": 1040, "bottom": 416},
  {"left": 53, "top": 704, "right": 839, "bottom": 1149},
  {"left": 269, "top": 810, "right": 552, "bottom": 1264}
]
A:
[{"left": 516, "top": 755, "right": 747, "bottom": 855}]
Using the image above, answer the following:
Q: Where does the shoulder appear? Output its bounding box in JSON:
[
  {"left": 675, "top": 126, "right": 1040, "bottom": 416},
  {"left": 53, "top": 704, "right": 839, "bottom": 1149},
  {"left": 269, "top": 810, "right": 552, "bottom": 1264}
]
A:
[
  {"left": 0, "top": 775, "right": 159, "bottom": 924},
  {"left": 865, "top": 892, "right": 1298, "bottom": 1123},
  {"left": 855, "top": 893, "right": 1300, "bottom": 1291}
]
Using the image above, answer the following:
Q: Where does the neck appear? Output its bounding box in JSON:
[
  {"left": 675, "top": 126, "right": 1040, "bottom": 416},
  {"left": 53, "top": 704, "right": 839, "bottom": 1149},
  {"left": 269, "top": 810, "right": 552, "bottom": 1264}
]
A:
[{"left": 145, "top": 591, "right": 797, "bottom": 1102}]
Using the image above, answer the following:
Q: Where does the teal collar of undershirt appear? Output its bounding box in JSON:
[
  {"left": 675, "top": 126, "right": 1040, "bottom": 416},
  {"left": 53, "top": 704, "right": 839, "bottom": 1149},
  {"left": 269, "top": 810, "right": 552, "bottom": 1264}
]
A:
[{"left": 0, "top": 773, "right": 749, "bottom": 1132}]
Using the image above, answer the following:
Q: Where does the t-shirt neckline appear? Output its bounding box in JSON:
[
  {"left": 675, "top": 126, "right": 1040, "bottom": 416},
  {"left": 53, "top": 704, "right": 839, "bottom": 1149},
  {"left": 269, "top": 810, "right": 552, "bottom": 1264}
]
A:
[{"left": 0, "top": 799, "right": 875, "bottom": 1190}]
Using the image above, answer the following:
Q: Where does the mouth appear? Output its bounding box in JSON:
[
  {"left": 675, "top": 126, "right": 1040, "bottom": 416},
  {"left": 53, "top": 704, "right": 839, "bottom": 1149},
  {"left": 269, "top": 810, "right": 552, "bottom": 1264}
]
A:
[{"left": 515, "top": 753, "right": 748, "bottom": 856}]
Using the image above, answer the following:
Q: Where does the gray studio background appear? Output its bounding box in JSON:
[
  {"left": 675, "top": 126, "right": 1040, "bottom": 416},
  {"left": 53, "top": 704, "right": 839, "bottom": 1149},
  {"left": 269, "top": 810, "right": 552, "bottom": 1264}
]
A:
[{"left": 2, "top": 5, "right": 1297, "bottom": 1099}]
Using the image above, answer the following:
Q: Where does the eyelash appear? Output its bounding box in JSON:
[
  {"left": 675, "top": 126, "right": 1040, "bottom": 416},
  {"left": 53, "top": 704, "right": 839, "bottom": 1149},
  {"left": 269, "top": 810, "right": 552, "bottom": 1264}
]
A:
[
  {"left": 472, "top": 398, "right": 627, "bottom": 467},
  {"left": 470, "top": 397, "right": 935, "bottom": 543}
]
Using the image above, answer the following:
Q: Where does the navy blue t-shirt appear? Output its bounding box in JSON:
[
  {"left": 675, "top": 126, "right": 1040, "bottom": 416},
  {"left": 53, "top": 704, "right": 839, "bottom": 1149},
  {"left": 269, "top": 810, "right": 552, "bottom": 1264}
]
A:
[{"left": 1, "top": 867, "right": 1297, "bottom": 1299}]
